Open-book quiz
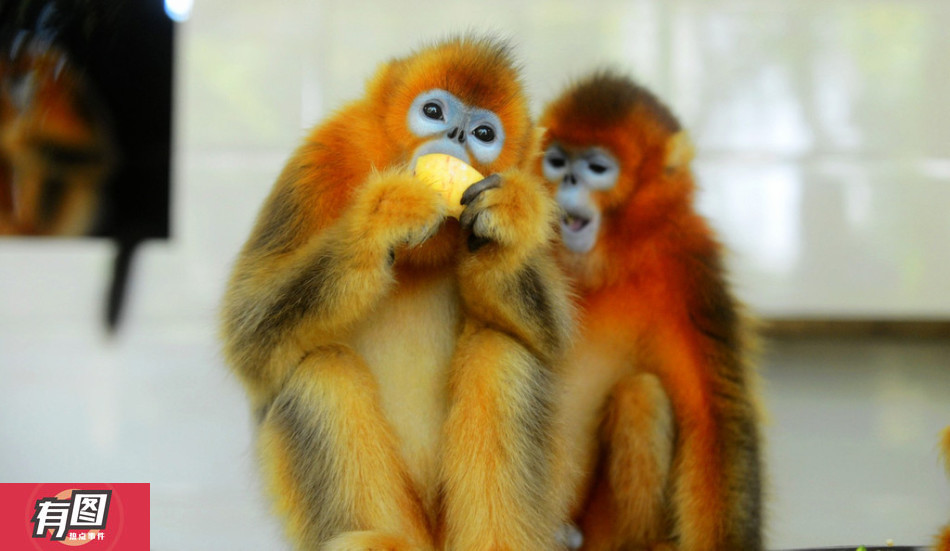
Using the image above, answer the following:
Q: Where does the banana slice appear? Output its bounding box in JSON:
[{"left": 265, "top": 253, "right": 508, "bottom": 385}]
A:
[{"left": 413, "top": 153, "right": 484, "bottom": 218}]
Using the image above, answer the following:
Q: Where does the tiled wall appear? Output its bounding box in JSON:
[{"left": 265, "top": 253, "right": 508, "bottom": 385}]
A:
[
  {"left": 176, "top": 0, "right": 949, "bottom": 327},
  {"left": 3, "top": 0, "right": 948, "bottom": 329}
]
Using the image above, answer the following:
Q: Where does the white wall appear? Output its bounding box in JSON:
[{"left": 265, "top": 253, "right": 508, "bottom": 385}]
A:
[
  {"left": 4, "top": 0, "right": 949, "bottom": 330},
  {"left": 170, "top": 0, "right": 950, "bottom": 323}
]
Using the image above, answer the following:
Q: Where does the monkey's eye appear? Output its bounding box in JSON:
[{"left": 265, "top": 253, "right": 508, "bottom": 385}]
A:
[
  {"left": 589, "top": 163, "right": 607, "bottom": 174},
  {"left": 547, "top": 156, "right": 566, "bottom": 169},
  {"left": 472, "top": 125, "right": 495, "bottom": 143},
  {"left": 422, "top": 102, "right": 444, "bottom": 121}
]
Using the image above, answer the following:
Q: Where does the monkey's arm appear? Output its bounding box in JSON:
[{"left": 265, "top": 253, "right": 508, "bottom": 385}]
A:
[
  {"left": 455, "top": 169, "right": 573, "bottom": 360},
  {"left": 647, "top": 249, "right": 763, "bottom": 550},
  {"left": 442, "top": 169, "right": 574, "bottom": 551},
  {"left": 220, "top": 150, "right": 445, "bottom": 407}
]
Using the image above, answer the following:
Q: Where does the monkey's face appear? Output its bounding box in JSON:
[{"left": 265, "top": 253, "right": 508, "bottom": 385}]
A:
[
  {"left": 373, "top": 37, "right": 529, "bottom": 177},
  {"left": 406, "top": 89, "right": 506, "bottom": 172},
  {"left": 542, "top": 143, "right": 620, "bottom": 254}
]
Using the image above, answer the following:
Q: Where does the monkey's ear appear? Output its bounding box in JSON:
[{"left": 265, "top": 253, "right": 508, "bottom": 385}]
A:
[
  {"left": 664, "top": 131, "right": 694, "bottom": 171},
  {"left": 531, "top": 127, "right": 548, "bottom": 158}
]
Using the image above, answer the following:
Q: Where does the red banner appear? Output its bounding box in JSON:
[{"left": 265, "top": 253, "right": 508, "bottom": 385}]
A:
[{"left": 0, "top": 484, "right": 149, "bottom": 551}]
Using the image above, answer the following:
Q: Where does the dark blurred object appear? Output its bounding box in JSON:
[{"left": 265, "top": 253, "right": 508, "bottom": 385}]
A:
[
  {"left": 0, "top": 0, "right": 174, "bottom": 330},
  {"left": 0, "top": 2, "right": 116, "bottom": 237},
  {"left": 0, "top": 23, "right": 115, "bottom": 236}
]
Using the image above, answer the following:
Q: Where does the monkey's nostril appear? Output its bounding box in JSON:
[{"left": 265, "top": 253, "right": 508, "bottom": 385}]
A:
[
  {"left": 458, "top": 132, "right": 466, "bottom": 144},
  {"left": 565, "top": 174, "right": 577, "bottom": 185},
  {"left": 448, "top": 128, "right": 458, "bottom": 139}
]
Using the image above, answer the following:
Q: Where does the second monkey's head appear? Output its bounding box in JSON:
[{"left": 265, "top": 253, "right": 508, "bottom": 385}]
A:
[
  {"left": 366, "top": 35, "right": 535, "bottom": 176},
  {"left": 538, "top": 72, "right": 696, "bottom": 274}
]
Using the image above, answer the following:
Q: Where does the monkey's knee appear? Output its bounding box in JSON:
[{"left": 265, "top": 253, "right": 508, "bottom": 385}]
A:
[
  {"left": 270, "top": 344, "right": 379, "bottom": 408},
  {"left": 260, "top": 345, "right": 368, "bottom": 437},
  {"left": 259, "top": 343, "right": 397, "bottom": 478},
  {"left": 256, "top": 346, "right": 412, "bottom": 548}
]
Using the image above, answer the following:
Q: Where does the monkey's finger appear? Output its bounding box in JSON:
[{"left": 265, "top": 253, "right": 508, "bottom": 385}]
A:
[
  {"left": 458, "top": 206, "right": 479, "bottom": 232},
  {"left": 460, "top": 209, "right": 497, "bottom": 252},
  {"left": 460, "top": 173, "right": 502, "bottom": 206}
]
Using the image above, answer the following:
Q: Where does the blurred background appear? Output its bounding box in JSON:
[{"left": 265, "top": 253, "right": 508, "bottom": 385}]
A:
[{"left": 1, "top": 0, "right": 948, "bottom": 549}]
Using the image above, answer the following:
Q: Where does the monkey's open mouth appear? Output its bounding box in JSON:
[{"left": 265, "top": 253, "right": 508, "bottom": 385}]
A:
[{"left": 562, "top": 212, "right": 590, "bottom": 232}]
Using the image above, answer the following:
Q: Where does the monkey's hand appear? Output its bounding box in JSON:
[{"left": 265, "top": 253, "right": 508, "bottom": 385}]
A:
[
  {"left": 459, "top": 169, "right": 557, "bottom": 260},
  {"left": 351, "top": 168, "right": 447, "bottom": 250}
]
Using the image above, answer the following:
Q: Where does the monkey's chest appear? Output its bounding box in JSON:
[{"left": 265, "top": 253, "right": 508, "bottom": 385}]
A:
[
  {"left": 558, "top": 332, "right": 631, "bottom": 443},
  {"left": 350, "top": 274, "right": 460, "bottom": 509},
  {"left": 556, "top": 320, "right": 637, "bottom": 504}
]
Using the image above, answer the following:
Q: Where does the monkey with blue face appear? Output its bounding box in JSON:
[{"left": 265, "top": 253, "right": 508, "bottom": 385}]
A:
[
  {"left": 221, "top": 37, "right": 573, "bottom": 551},
  {"left": 538, "top": 72, "right": 764, "bottom": 551}
]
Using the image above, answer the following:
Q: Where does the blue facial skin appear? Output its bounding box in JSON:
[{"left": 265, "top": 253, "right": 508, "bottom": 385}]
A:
[
  {"left": 408, "top": 89, "right": 505, "bottom": 170},
  {"left": 543, "top": 144, "right": 620, "bottom": 254}
]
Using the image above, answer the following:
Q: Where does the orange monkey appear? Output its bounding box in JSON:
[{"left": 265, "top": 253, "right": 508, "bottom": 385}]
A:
[
  {"left": 538, "top": 72, "right": 763, "bottom": 550},
  {"left": 220, "top": 36, "right": 573, "bottom": 551}
]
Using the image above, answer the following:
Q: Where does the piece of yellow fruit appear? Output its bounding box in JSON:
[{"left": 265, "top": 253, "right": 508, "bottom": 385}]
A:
[{"left": 413, "top": 153, "right": 484, "bottom": 218}]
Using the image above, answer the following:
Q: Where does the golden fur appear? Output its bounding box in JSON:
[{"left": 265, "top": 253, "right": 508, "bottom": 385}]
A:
[
  {"left": 220, "top": 36, "right": 573, "bottom": 551},
  {"left": 935, "top": 427, "right": 950, "bottom": 551},
  {"left": 539, "top": 72, "right": 764, "bottom": 550}
]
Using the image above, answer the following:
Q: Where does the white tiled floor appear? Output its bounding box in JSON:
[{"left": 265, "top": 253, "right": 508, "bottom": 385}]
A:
[
  {"left": 760, "top": 335, "right": 950, "bottom": 549},
  {"left": 2, "top": 321, "right": 947, "bottom": 550}
]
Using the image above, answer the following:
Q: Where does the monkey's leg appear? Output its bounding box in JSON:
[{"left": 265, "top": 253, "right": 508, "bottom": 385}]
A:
[
  {"left": 456, "top": 169, "right": 572, "bottom": 356},
  {"left": 258, "top": 345, "right": 432, "bottom": 551},
  {"left": 441, "top": 322, "right": 562, "bottom": 551},
  {"left": 443, "top": 169, "right": 572, "bottom": 550},
  {"left": 579, "top": 373, "right": 674, "bottom": 551}
]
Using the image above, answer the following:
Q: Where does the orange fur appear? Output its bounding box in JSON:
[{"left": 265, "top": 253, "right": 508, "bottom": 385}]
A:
[
  {"left": 935, "top": 427, "right": 950, "bottom": 551},
  {"left": 221, "top": 37, "right": 573, "bottom": 550},
  {"left": 540, "top": 72, "right": 763, "bottom": 550}
]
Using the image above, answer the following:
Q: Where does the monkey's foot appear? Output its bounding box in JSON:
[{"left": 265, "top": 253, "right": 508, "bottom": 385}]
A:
[{"left": 320, "top": 530, "right": 427, "bottom": 551}]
